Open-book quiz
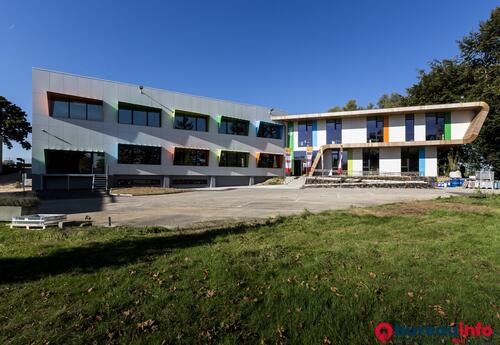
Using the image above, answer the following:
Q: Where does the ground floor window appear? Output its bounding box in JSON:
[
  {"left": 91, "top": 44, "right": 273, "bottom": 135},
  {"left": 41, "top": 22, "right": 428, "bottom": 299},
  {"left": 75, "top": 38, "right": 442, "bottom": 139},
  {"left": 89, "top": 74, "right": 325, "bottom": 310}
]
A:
[
  {"left": 401, "top": 147, "right": 419, "bottom": 173},
  {"left": 331, "top": 150, "right": 348, "bottom": 173},
  {"left": 362, "top": 148, "right": 379, "bottom": 173},
  {"left": 173, "top": 148, "right": 209, "bottom": 166},
  {"left": 171, "top": 178, "right": 208, "bottom": 187},
  {"left": 45, "top": 150, "right": 105, "bottom": 174},
  {"left": 219, "top": 150, "right": 249, "bottom": 167},
  {"left": 257, "top": 153, "right": 282, "bottom": 168},
  {"left": 116, "top": 178, "right": 161, "bottom": 187},
  {"left": 118, "top": 144, "right": 162, "bottom": 165}
]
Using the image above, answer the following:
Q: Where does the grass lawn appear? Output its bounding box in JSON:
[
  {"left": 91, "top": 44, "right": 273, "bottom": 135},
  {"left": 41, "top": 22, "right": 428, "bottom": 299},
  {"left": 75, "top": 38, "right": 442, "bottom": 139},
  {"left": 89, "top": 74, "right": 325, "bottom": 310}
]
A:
[{"left": 0, "top": 195, "right": 498, "bottom": 344}]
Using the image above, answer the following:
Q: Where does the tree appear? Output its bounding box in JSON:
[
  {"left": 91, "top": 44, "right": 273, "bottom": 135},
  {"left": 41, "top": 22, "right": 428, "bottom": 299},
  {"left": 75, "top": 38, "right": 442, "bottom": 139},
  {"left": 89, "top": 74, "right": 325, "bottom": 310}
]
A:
[
  {"left": 0, "top": 96, "right": 31, "bottom": 150},
  {"left": 328, "top": 99, "right": 362, "bottom": 112},
  {"left": 405, "top": 7, "right": 500, "bottom": 174},
  {"left": 377, "top": 93, "right": 405, "bottom": 108}
]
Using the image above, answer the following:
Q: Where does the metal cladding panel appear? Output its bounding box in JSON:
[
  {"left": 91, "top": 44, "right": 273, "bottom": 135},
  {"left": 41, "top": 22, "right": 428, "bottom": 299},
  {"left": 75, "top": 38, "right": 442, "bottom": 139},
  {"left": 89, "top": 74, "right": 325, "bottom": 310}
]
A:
[{"left": 32, "top": 69, "right": 285, "bottom": 181}]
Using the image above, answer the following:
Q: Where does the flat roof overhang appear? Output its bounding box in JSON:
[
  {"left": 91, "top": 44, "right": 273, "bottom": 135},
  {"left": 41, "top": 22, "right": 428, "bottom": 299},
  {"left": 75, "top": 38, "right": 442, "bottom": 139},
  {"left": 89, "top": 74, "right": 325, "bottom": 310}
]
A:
[{"left": 270, "top": 102, "right": 487, "bottom": 121}]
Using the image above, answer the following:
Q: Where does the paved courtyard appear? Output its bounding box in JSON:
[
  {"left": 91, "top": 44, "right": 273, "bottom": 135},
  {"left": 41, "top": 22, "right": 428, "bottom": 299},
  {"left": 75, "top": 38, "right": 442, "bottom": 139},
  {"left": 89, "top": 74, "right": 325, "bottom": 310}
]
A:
[{"left": 38, "top": 187, "right": 457, "bottom": 228}]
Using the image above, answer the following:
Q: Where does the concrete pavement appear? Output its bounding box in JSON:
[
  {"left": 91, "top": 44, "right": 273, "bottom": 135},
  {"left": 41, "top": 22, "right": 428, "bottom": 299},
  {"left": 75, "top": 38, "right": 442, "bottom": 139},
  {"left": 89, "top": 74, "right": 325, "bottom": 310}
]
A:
[{"left": 38, "top": 187, "right": 456, "bottom": 228}]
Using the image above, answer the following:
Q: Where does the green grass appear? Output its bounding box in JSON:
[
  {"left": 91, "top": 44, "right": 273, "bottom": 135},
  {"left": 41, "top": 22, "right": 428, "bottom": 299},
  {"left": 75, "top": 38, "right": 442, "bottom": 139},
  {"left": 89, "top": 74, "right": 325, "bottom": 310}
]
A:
[{"left": 0, "top": 195, "right": 499, "bottom": 344}]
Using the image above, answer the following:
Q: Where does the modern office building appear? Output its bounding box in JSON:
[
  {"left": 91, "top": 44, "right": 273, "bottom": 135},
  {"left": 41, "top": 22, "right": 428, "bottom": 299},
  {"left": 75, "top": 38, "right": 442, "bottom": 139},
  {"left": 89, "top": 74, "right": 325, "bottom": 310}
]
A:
[
  {"left": 272, "top": 102, "right": 489, "bottom": 177},
  {"left": 31, "top": 68, "right": 488, "bottom": 190}
]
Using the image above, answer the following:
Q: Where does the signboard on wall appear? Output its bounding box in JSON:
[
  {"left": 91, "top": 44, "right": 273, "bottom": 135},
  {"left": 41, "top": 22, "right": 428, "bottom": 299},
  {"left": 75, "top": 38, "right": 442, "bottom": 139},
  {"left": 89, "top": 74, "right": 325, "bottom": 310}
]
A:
[
  {"left": 306, "top": 146, "right": 313, "bottom": 168},
  {"left": 284, "top": 148, "right": 292, "bottom": 174}
]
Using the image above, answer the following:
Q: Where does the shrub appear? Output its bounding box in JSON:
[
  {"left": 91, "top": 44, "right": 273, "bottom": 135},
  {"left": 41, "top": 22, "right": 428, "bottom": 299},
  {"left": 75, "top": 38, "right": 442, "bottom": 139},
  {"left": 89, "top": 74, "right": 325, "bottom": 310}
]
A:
[{"left": 0, "top": 196, "right": 39, "bottom": 207}]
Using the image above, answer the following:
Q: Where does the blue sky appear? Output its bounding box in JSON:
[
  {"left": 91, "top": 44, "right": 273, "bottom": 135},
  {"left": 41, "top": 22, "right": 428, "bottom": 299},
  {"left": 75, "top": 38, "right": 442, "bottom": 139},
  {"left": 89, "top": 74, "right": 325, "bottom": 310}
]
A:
[{"left": 1, "top": 0, "right": 497, "bottom": 162}]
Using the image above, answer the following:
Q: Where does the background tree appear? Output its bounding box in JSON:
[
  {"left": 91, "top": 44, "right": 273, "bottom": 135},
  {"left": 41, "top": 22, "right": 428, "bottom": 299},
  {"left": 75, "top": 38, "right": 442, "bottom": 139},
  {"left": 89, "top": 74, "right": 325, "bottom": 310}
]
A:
[
  {"left": 0, "top": 96, "right": 31, "bottom": 150},
  {"left": 328, "top": 99, "right": 363, "bottom": 112},
  {"left": 377, "top": 93, "right": 405, "bottom": 108},
  {"left": 405, "top": 7, "right": 499, "bottom": 174}
]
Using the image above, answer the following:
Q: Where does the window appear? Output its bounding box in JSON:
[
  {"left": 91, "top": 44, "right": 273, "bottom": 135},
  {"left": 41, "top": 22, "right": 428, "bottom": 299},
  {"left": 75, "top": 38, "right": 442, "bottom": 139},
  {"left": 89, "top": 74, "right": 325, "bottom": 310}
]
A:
[
  {"left": 118, "top": 144, "right": 161, "bottom": 165},
  {"left": 405, "top": 114, "right": 414, "bottom": 141},
  {"left": 362, "top": 148, "right": 379, "bottom": 173},
  {"left": 257, "top": 153, "right": 283, "bottom": 168},
  {"left": 218, "top": 116, "right": 249, "bottom": 136},
  {"left": 426, "top": 113, "right": 445, "bottom": 140},
  {"left": 118, "top": 102, "right": 162, "bottom": 127},
  {"left": 326, "top": 119, "right": 342, "bottom": 144},
  {"left": 48, "top": 93, "right": 103, "bottom": 121},
  {"left": 117, "top": 178, "right": 161, "bottom": 187},
  {"left": 298, "top": 121, "right": 313, "bottom": 147},
  {"left": 44, "top": 150, "right": 105, "bottom": 174},
  {"left": 401, "top": 147, "right": 419, "bottom": 173},
  {"left": 173, "top": 148, "right": 209, "bottom": 166},
  {"left": 219, "top": 151, "right": 249, "bottom": 167},
  {"left": 174, "top": 110, "right": 209, "bottom": 132},
  {"left": 257, "top": 122, "right": 282, "bottom": 139},
  {"left": 367, "top": 116, "right": 384, "bottom": 142},
  {"left": 331, "top": 150, "right": 348, "bottom": 173},
  {"left": 171, "top": 178, "right": 208, "bottom": 187}
]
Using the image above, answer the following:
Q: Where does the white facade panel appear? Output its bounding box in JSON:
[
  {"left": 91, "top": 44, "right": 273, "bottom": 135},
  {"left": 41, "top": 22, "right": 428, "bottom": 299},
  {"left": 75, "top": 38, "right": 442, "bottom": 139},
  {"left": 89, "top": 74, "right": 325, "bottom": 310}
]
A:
[
  {"left": 451, "top": 110, "right": 474, "bottom": 140},
  {"left": 414, "top": 113, "right": 425, "bottom": 141},
  {"left": 379, "top": 147, "right": 401, "bottom": 175},
  {"left": 317, "top": 120, "right": 327, "bottom": 147},
  {"left": 388, "top": 115, "right": 405, "bottom": 142},
  {"left": 342, "top": 117, "right": 366, "bottom": 144},
  {"left": 425, "top": 146, "right": 438, "bottom": 177},
  {"left": 351, "top": 148, "right": 363, "bottom": 176}
]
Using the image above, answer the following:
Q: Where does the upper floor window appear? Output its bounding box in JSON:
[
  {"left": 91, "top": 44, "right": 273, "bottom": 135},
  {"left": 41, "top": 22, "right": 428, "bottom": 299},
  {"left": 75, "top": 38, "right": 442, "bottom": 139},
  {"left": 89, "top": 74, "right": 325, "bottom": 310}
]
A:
[
  {"left": 298, "top": 121, "right": 313, "bottom": 147},
  {"left": 218, "top": 116, "right": 249, "bottom": 136},
  {"left": 118, "top": 144, "right": 161, "bottom": 165},
  {"left": 118, "top": 102, "right": 161, "bottom": 127},
  {"left": 257, "top": 153, "right": 283, "bottom": 168},
  {"left": 48, "top": 92, "right": 103, "bottom": 121},
  {"left": 174, "top": 110, "right": 209, "bottom": 132},
  {"left": 257, "top": 122, "right": 282, "bottom": 139},
  {"left": 426, "top": 113, "right": 445, "bottom": 140},
  {"left": 405, "top": 114, "right": 414, "bottom": 141},
  {"left": 326, "top": 119, "right": 342, "bottom": 144},
  {"left": 219, "top": 150, "right": 249, "bottom": 167},
  {"left": 367, "top": 116, "right": 384, "bottom": 142},
  {"left": 173, "top": 148, "right": 209, "bottom": 166}
]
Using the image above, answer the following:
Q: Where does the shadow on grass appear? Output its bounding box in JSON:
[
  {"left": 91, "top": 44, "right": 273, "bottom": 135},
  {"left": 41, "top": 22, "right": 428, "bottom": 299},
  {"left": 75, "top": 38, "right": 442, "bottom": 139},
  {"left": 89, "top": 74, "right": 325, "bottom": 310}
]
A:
[{"left": 0, "top": 219, "right": 281, "bottom": 284}]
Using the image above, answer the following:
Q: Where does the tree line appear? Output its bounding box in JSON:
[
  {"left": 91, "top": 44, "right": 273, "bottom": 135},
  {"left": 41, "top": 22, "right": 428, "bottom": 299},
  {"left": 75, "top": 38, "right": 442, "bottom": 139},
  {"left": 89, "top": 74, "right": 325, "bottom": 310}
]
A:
[{"left": 328, "top": 8, "right": 499, "bottom": 175}]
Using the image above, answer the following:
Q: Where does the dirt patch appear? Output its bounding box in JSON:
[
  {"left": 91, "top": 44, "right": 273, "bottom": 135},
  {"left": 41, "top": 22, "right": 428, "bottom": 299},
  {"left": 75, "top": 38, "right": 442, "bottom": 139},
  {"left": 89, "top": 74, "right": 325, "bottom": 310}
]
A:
[
  {"left": 349, "top": 200, "right": 493, "bottom": 217},
  {"left": 110, "top": 187, "right": 188, "bottom": 196}
]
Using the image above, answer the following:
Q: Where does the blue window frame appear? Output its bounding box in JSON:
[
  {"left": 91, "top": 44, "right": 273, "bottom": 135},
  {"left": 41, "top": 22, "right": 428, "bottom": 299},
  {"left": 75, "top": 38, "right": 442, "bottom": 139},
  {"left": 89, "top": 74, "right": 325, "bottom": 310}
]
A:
[
  {"left": 405, "top": 114, "right": 414, "bottom": 141},
  {"left": 367, "top": 116, "right": 384, "bottom": 142},
  {"left": 426, "top": 113, "right": 445, "bottom": 140},
  {"left": 298, "top": 121, "right": 313, "bottom": 147},
  {"left": 326, "top": 119, "right": 342, "bottom": 144}
]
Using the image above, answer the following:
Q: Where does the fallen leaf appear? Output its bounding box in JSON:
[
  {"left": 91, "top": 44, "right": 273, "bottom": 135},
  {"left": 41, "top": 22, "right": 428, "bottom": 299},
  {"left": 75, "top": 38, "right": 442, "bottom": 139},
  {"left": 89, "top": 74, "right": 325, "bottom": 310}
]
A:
[
  {"left": 369, "top": 272, "right": 377, "bottom": 278},
  {"left": 407, "top": 292, "right": 414, "bottom": 298},
  {"left": 136, "top": 319, "right": 158, "bottom": 332}
]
